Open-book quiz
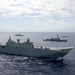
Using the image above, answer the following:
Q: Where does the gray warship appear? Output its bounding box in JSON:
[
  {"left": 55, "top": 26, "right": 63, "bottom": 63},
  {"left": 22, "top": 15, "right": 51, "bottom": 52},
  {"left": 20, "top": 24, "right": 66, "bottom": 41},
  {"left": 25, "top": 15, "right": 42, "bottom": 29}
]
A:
[
  {"left": 0, "top": 37, "right": 73, "bottom": 60},
  {"left": 43, "top": 35, "right": 67, "bottom": 42}
]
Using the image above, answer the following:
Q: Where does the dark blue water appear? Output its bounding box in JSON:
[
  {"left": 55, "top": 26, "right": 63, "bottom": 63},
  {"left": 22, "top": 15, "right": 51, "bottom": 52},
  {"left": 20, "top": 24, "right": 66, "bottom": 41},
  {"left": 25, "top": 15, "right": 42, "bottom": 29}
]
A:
[{"left": 0, "top": 32, "right": 75, "bottom": 75}]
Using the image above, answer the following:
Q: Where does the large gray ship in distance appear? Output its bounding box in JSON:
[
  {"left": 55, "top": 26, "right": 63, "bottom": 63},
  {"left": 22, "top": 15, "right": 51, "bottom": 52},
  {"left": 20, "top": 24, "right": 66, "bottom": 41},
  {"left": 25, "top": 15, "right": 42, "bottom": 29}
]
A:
[
  {"left": 0, "top": 37, "right": 73, "bottom": 60},
  {"left": 43, "top": 35, "right": 67, "bottom": 42}
]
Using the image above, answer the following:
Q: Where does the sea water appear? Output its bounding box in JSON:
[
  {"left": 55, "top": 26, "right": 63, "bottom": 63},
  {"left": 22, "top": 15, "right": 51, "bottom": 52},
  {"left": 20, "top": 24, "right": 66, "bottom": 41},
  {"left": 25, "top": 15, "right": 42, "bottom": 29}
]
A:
[{"left": 0, "top": 32, "right": 75, "bottom": 75}]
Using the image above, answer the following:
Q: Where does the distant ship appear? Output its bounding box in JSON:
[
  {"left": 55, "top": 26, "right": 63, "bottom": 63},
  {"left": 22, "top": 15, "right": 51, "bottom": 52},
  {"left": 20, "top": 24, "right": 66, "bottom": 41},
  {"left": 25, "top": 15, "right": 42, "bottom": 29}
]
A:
[
  {"left": 61, "top": 35, "right": 69, "bottom": 37},
  {"left": 15, "top": 34, "right": 24, "bottom": 36},
  {"left": 43, "top": 35, "right": 67, "bottom": 42},
  {"left": 0, "top": 37, "right": 73, "bottom": 60}
]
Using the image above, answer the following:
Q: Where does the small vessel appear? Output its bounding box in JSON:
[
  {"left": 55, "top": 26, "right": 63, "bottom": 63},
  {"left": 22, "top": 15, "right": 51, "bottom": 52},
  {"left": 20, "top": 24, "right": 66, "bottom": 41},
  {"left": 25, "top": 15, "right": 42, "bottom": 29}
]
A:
[
  {"left": 15, "top": 34, "right": 24, "bottom": 36},
  {"left": 61, "top": 35, "right": 69, "bottom": 37},
  {"left": 0, "top": 37, "right": 73, "bottom": 60},
  {"left": 43, "top": 35, "right": 67, "bottom": 42}
]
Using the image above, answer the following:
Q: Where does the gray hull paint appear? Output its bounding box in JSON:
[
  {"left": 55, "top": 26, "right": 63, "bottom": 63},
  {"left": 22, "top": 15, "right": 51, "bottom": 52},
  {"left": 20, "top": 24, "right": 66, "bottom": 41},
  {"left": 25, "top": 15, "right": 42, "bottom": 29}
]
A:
[
  {"left": 0, "top": 46, "right": 73, "bottom": 59},
  {"left": 0, "top": 37, "right": 73, "bottom": 60}
]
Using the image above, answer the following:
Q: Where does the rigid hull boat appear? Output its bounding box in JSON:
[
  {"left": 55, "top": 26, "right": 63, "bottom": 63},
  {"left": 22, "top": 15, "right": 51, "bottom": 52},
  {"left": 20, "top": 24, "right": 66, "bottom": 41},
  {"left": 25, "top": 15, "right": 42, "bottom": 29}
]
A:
[{"left": 0, "top": 37, "right": 73, "bottom": 60}]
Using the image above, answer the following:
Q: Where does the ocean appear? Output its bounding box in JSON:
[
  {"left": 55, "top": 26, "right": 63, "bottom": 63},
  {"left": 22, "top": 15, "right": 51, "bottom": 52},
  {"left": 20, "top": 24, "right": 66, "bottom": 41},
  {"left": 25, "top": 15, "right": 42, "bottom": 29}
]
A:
[{"left": 0, "top": 32, "right": 75, "bottom": 75}]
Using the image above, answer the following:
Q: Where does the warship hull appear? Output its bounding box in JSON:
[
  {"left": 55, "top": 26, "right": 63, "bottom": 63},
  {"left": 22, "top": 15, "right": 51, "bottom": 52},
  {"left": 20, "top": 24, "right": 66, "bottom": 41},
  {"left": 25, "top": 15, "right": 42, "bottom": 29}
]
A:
[
  {"left": 0, "top": 46, "right": 73, "bottom": 60},
  {"left": 43, "top": 39, "right": 67, "bottom": 42},
  {"left": 0, "top": 37, "right": 73, "bottom": 60}
]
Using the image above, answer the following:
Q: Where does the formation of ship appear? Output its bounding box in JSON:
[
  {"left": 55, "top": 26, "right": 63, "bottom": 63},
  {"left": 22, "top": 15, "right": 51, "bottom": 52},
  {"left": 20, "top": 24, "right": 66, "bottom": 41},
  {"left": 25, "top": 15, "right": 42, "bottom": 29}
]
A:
[
  {"left": 43, "top": 35, "right": 68, "bottom": 42},
  {"left": 0, "top": 36, "right": 73, "bottom": 60}
]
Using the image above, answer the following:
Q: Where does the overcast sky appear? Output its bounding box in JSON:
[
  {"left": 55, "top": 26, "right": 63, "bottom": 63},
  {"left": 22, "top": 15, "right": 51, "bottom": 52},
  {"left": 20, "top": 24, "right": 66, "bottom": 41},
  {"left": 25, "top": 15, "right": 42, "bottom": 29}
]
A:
[{"left": 0, "top": 0, "right": 75, "bottom": 32}]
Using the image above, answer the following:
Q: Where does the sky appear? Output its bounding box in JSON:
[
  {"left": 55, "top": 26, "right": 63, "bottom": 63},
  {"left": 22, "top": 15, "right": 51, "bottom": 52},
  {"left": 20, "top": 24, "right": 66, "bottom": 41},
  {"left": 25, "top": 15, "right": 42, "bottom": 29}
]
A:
[{"left": 0, "top": 0, "right": 75, "bottom": 32}]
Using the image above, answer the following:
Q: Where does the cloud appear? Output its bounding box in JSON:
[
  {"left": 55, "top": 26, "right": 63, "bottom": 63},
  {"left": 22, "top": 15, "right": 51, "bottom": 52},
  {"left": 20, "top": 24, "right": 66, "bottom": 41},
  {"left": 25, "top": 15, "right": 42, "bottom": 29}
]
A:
[
  {"left": 0, "top": 0, "right": 75, "bottom": 32},
  {"left": 0, "top": 0, "right": 75, "bottom": 20}
]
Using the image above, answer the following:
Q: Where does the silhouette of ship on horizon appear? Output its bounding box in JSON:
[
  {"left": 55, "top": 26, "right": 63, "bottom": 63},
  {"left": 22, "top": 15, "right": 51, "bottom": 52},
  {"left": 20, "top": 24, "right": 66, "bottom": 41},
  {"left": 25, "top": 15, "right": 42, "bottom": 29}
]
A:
[{"left": 43, "top": 35, "right": 68, "bottom": 42}]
